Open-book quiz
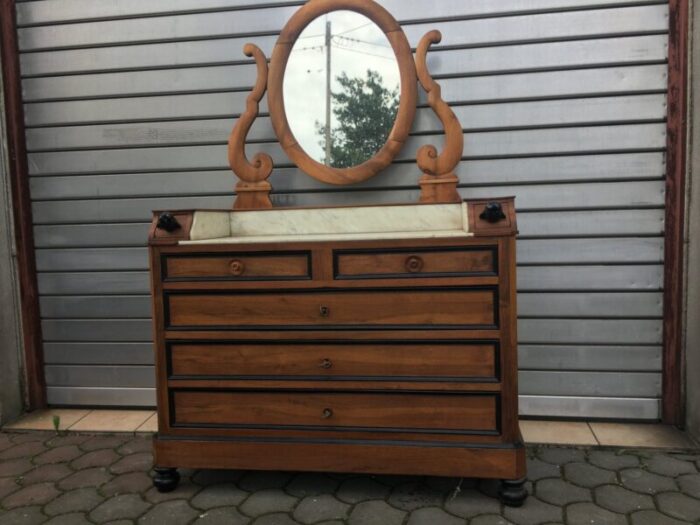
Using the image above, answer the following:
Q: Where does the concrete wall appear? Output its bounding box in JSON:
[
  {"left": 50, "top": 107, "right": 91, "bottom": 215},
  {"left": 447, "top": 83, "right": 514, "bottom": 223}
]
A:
[
  {"left": 0, "top": 60, "right": 25, "bottom": 425},
  {"left": 686, "top": 2, "right": 700, "bottom": 441}
]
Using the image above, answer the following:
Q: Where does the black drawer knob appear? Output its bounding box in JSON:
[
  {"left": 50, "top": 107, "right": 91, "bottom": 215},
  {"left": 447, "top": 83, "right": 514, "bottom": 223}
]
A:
[
  {"left": 319, "top": 305, "right": 330, "bottom": 318},
  {"left": 156, "top": 212, "right": 181, "bottom": 233},
  {"left": 322, "top": 408, "right": 333, "bottom": 419},
  {"left": 479, "top": 202, "right": 506, "bottom": 223}
]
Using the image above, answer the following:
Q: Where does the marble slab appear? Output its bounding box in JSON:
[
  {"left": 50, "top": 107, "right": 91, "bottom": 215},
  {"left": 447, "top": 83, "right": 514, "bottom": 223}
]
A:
[{"left": 183, "top": 202, "right": 472, "bottom": 244}]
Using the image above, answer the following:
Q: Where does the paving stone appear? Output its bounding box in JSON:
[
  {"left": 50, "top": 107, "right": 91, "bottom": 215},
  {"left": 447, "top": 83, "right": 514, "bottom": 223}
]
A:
[
  {"left": 535, "top": 478, "right": 591, "bottom": 506},
  {"left": 588, "top": 450, "right": 640, "bottom": 471},
  {"left": 293, "top": 494, "right": 349, "bottom": 523},
  {"left": 20, "top": 464, "right": 73, "bottom": 486},
  {"left": 69, "top": 449, "right": 119, "bottom": 470},
  {"left": 620, "top": 468, "right": 677, "bottom": 495},
  {"left": 251, "top": 514, "right": 300, "bottom": 525},
  {"left": 45, "top": 487, "right": 105, "bottom": 516},
  {"left": 2, "top": 481, "right": 61, "bottom": 509},
  {"left": 0, "top": 434, "right": 13, "bottom": 452},
  {"left": 503, "top": 495, "right": 562, "bottom": 525},
  {"left": 471, "top": 516, "right": 515, "bottom": 525},
  {"left": 44, "top": 513, "right": 92, "bottom": 525},
  {"left": 644, "top": 454, "right": 697, "bottom": 477},
  {"left": 406, "top": 507, "right": 463, "bottom": 525},
  {"left": 0, "top": 505, "right": 47, "bottom": 525},
  {"left": 89, "top": 494, "right": 151, "bottom": 523},
  {"left": 423, "top": 476, "right": 476, "bottom": 493},
  {"left": 45, "top": 435, "right": 91, "bottom": 449},
  {"left": 143, "top": 480, "right": 200, "bottom": 504},
  {"left": 563, "top": 462, "right": 617, "bottom": 488},
  {"left": 190, "top": 483, "right": 247, "bottom": 509},
  {"left": 536, "top": 447, "right": 586, "bottom": 465},
  {"left": 0, "top": 476, "right": 20, "bottom": 499},
  {"left": 593, "top": 484, "right": 654, "bottom": 514},
  {"left": 630, "top": 510, "right": 688, "bottom": 525},
  {"left": 138, "top": 500, "right": 199, "bottom": 525},
  {"left": 79, "top": 437, "right": 128, "bottom": 452},
  {"left": 348, "top": 500, "right": 405, "bottom": 525},
  {"left": 238, "top": 471, "right": 293, "bottom": 492},
  {"left": 677, "top": 472, "right": 700, "bottom": 498},
  {"left": 193, "top": 507, "right": 250, "bottom": 524},
  {"left": 526, "top": 458, "right": 560, "bottom": 481},
  {"left": 388, "top": 481, "right": 443, "bottom": 511},
  {"left": 240, "top": 488, "right": 297, "bottom": 517},
  {"left": 34, "top": 446, "right": 83, "bottom": 466},
  {"left": 103, "top": 521, "right": 133, "bottom": 525},
  {"left": 109, "top": 453, "right": 152, "bottom": 475},
  {"left": 191, "top": 469, "right": 244, "bottom": 486},
  {"left": 10, "top": 434, "right": 51, "bottom": 444},
  {"left": 0, "top": 458, "right": 35, "bottom": 477},
  {"left": 656, "top": 491, "right": 700, "bottom": 522},
  {"left": 444, "top": 488, "right": 500, "bottom": 517},
  {"left": 566, "top": 502, "right": 626, "bottom": 525},
  {"left": 0, "top": 441, "right": 46, "bottom": 461},
  {"left": 285, "top": 473, "right": 338, "bottom": 497},
  {"left": 100, "top": 472, "right": 153, "bottom": 497},
  {"left": 117, "top": 438, "right": 152, "bottom": 456},
  {"left": 315, "top": 522, "right": 343, "bottom": 525},
  {"left": 336, "top": 477, "right": 390, "bottom": 503},
  {"left": 58, "top": 468, "right": 113, "bottom": 490}
]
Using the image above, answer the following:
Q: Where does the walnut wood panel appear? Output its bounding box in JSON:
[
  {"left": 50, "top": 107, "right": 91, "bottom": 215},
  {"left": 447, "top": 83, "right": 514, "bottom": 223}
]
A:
[
  {"left": 166, "top": 288, "right": 497, "bottom": 329},
  {"left": 164, "top": 252, "right": 310, "bottom": 280},
  {"left": 334, "top": 247, "right": 496, "bottom": 279},
  {"left": 172, "top": 390, "right": 498, "bottom": 432},
  {"left": 154, "top": 437, "right": 525, "bottom": 479},
  {"left": 168, "top": 341, "right": 498, "bottom": 380}
]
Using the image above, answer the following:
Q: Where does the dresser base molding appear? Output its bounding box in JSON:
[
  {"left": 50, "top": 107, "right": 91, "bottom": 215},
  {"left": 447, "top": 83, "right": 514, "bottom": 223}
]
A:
[{"left": 153, "top": 434, "right": 525, "bottom": 482}]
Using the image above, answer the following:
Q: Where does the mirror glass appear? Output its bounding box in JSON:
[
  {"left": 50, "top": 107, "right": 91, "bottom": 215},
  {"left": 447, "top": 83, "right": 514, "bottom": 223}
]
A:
[{"left": 283, "top": 11, "right": 401, "bottom": 168}]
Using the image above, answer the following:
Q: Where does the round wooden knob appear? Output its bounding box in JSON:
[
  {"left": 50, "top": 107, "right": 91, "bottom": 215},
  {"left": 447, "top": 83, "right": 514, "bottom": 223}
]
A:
[
  {"left": 405, "top": 255, "right": 424, "bottom": 273},
  {"left": 319, "top": 358, "right": 333, "bottom": 369},
  {"left": 229, "top": 260, "right": 245, "bottom": 276},
  {"left": 322, "top": 408, "right": 333, "bottom": 419},
  {"left": 319, "top": 305, "right": 330, "bottom": 317}
]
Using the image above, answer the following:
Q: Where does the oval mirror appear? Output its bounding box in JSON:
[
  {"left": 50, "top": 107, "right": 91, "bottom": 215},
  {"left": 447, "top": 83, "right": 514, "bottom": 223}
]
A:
[
  {"left": 283, "top": 11, "right": 400, "bottom": 169},
  {"left": 268, "top": 1, "right": 417, "bottom": 185}
]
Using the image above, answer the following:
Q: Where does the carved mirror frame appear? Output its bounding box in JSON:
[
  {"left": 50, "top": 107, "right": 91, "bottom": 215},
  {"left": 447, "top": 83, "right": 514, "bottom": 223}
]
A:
[{"left": 228, "top": 0, "right": 464, "bottom": 209}]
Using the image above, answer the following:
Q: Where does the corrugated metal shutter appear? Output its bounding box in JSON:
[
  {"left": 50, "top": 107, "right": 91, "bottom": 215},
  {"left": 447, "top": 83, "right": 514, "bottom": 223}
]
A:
[{"left": 17, "top": 0, "right": 668, "bottom": 419}]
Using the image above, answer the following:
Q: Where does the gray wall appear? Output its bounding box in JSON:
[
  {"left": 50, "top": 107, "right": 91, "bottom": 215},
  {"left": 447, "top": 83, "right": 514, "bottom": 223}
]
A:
[
  {"left": 16, "top": 0, "right": 669, "bottom": 419},
  {"left": 0, "top": 56, "right": 25, "bottom": 425},
  {"left": 686, "top": 1, "right": 699, "bottom": 441}
]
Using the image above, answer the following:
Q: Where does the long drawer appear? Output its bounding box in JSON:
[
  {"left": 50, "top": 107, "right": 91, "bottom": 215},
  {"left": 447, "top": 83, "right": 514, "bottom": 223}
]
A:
[
  {"left": 172, "top": 390, "right": 498, "bottom": 433},
  {"left": 166, "top": 288, "right": 497, "bottom": 329},
  {"left": 168, "top": 341, "right": 498, "bottom": 380}
]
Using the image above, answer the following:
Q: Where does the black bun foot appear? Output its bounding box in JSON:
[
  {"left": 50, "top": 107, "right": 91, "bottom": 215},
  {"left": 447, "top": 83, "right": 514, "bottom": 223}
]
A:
[
  {"left": 153, "top": 467, "right": 180, "bottom": 493},
  {"left": 499, "top": 477, "right": 528, "bottom": 507}
]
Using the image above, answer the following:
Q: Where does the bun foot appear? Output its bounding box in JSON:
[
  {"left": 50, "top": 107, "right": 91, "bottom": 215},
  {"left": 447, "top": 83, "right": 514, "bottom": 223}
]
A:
[
  {"left": 153, "top": 467, "right": 180, "bottom": 493},
  {"left": 499, "top": 477, "right": 527, "bottom": 507}
]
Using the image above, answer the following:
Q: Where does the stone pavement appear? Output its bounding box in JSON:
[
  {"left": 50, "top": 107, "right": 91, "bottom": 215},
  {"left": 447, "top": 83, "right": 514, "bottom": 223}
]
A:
[{"left": 0, "top": 431, "right": 699, "bottom": 524}]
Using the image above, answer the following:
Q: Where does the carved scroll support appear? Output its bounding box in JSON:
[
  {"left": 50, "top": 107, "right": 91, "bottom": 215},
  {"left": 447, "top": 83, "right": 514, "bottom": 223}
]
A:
[
  {"left": 228, "top": 44, "right": 274, "bottom": 209},
  {"left": 415, "top": 30, "right": 463, "bottom": 204}
]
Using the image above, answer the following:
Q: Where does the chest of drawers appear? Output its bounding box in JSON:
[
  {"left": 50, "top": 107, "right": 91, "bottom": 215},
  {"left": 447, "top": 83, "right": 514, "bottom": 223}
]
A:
[{"left": 148, "top": 199, "right": 526, "bottom": 506}]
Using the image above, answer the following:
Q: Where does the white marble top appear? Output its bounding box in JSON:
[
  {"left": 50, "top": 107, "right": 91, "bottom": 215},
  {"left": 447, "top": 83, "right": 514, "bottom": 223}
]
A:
[{"left": 181, "top": 203, "right": 472, "bottom": 245}]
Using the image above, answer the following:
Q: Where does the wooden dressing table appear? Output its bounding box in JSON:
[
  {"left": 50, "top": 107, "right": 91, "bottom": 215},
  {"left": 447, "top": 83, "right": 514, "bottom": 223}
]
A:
[{"left": 148, "top": 0, "right": 527, "bottom": 506}]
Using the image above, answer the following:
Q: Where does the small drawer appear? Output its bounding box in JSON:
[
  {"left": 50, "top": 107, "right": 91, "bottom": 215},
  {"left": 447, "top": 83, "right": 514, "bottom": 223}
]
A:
[
  {"left": 172, "top": 390, "right": 498, "bottom": 433},
  {"left": 334, "top": 246, "right": 496, "bottom": 279},
  {"left": 168, "top": 341, "right": 498, "bottom": 381},
  {"left": 163, "top": 252, "right": 311, "bottom": 280},
  {"left": 166, "top": 288, "right": 497, "bottom": 329}
]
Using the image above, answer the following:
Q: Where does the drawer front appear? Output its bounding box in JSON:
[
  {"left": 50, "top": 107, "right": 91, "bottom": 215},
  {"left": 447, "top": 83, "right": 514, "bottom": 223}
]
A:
[
  {"left": 166, "top": 288, "right": 497, "bottom": 329},
  {"left": 163, "top": 252, "right": 310, "bottom": 280},
  {"left": 169, "top": 342, "right": 498, "bottom": 380},
  {"left": 172, "top": 390, "right": 498, "bottom": 432},
  {"left": 335, "top": 246, "right": 497, "bottom": 279}
]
